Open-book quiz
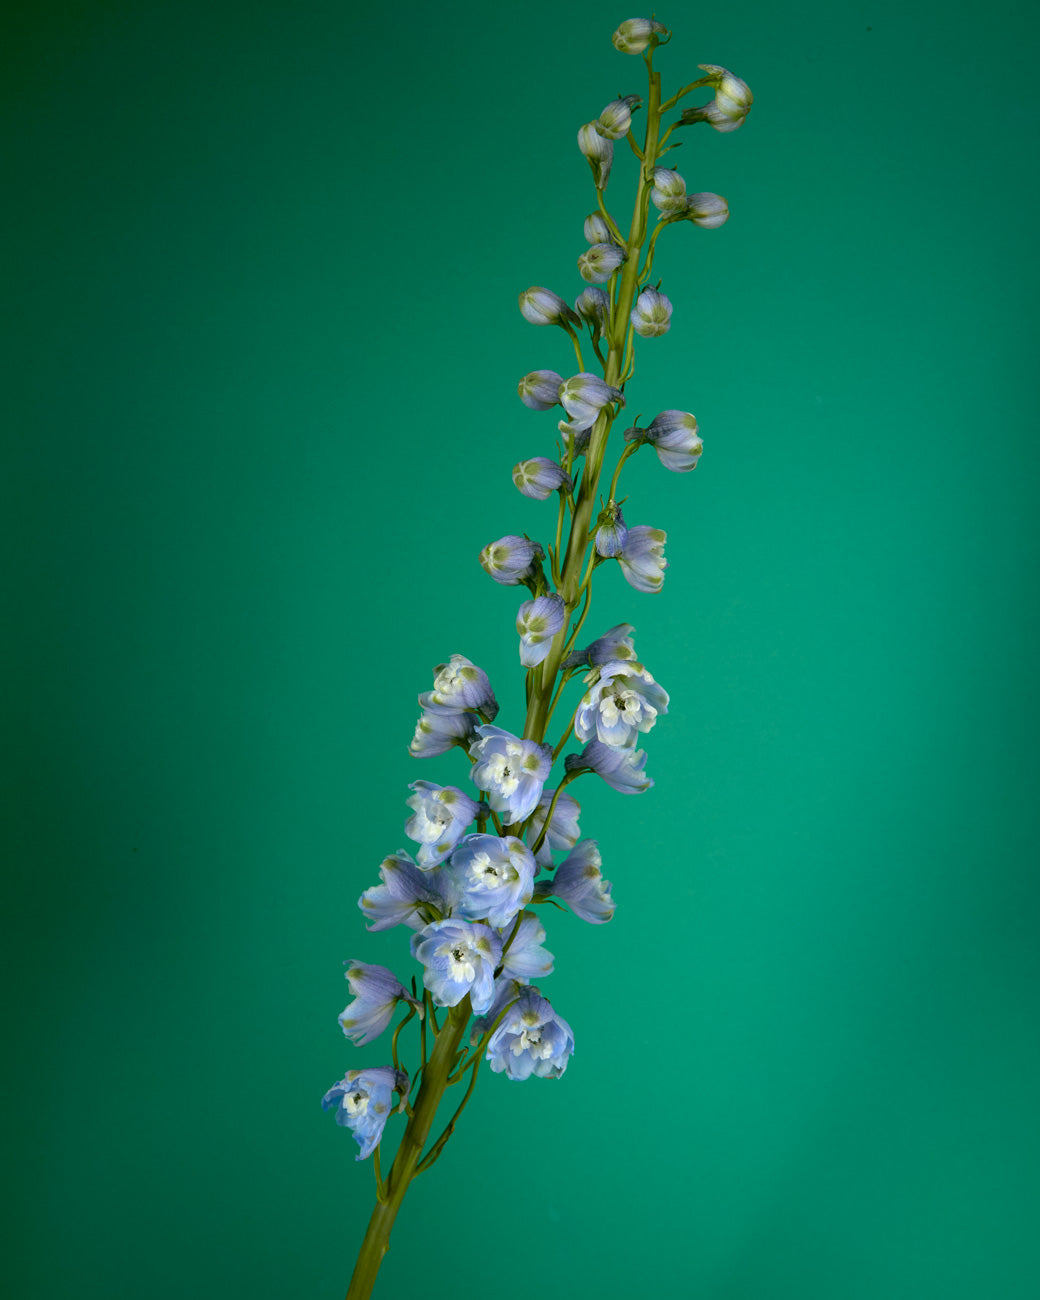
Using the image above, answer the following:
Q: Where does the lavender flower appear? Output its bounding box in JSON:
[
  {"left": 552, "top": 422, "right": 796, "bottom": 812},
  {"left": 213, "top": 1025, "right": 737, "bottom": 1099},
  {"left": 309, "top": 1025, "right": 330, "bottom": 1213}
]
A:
[
  {"left": 409, "top": 706, "right": 480, "bottom": 758},
  {"left": 498, "top": 911, "right": 555, "bottom": 982},
  {"left": 559, "top": 373, "right": 624, "bottom": 431},
  {"left": 339, "top": 961, "right": 420, "bottom": 1046},
  {"left": 631, "top": 287, "right": 673, "bottom": 338},
  {"left": 479, "top": 535, "right": 545, "bottom": 587},
  {"left": 565, "top": 739, "right": 654, "bottom": 794},
  {"left": 405, "top": 782, "right": 483, "bottom": 868},
  {"left": 469, "top": 724, "right": 552, "bottom": 823},
  {"left": 485, "top": 985, "right": 575, "bottom": 1080},
  {"left": 516, "top": 593, "right": 566, "bottom": 667},
  {"left": 538, "top": 839, "right": 615, "bottom": 923},
  {"left": 594, "top": 499, "right": 628, "bottom": 557},
  {"left": 411, "top": 918, "right": 502, "bottom": 1013},
  {"left": 563, "top": 623, "right": 637, "bottom": 670},
  {"left": 359, "top": 850, "right": 454, "bottom": 932},
  {"left": 527, "top": 787, "right": 582, "bottom": 869},
  {"left": 618, "top": 525, "right": 668, "bottom": 593},
  {"left": 574, "top": 659, "right": 669, "bottom": 748},
  {"left": 626, "top": 410, "right": 703, "bottom": 472},
  {"left": 450, "top": 833, "right": 536, "bottom": 928},
  {"left": 322, "top": 1067, "right": 409, "bottom": 1160},
  {"left": 419, "top": 654, "right": 498, "bottom": 717},
  {"left": 512, "top": 457, "right": 572, "bottom": 501},
  {"left": 517, "top": 370, "right": 564, "bottom": 411}
]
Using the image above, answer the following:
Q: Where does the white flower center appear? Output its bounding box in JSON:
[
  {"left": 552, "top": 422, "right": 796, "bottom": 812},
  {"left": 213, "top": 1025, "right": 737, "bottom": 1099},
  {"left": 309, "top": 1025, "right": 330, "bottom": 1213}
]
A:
[
  {"left": 344, "top": 1089, "right": 369, "bottom": 1117},
  {"left": 487, "top": 753, "right": 519, "bottom": 796},
  {"left": 442, "top": 941, "right": 476, "bottom": 984}
]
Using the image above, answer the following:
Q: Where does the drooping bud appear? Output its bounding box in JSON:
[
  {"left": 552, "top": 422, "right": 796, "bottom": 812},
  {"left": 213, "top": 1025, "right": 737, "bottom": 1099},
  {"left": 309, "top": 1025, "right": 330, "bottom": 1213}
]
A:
[
  {"left": 630, "top": 287, "right": 673, "bottom": 338},
  {"left": 691, "top": 64, "right": 753, "bottom": 132},
  {"left": 611, "top": 18, "right": 669, "bottom": 55},
  {"left": 574, "top": 287, "right": 610, "bottom": 340},
  {"left": 479, "top": 535, "right": 545, "bottom": 586},
  {"left": 519, "top": 287, "right": 581, "bottom": 328},
  {"left": 517, "top": 369, "right": 564, "bottom": 410},
  {"left": 559, "top": 373, "right": 625, "bottom": 431},
  {"left": 578, "top": 242, "right": 625, "bottom": 284},
  {"left": 583, "top": 212, "right": 615, "bottom": 245},
  {"left": 594, "top": 499, "right": 628, "bottom": 557},
  {"left": 650, "top": 167, "right": 687, "bottom": 215},
  {"left": 516, "top": 594, "right": 567, "bottom": 668},
  {"left": 512, "top": 457, "right": 572, "bottom": 501},
  {"left": 617, "top": 525, "right": 668, "bottom": 594},
  {"left": 681, "top": 192, "right": 729, "bottom": 229},
  {"left": 577, "top": 123, "right": 613, "bottom": 189},
  {"left": 627, "top": 410, "right": 703, "bottom": 472},
  {"left": 596, "top": 94, "right": 642, "bottom": 140}
]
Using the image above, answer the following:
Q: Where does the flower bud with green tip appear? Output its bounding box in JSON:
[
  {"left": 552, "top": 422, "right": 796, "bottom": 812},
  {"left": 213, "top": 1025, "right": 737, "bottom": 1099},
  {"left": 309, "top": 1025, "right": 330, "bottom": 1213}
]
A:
[
  {"left": 630, "top": 286, "right": 673, "bottom": 338},
  {"left": 618, "top": 525, "right": 668, "bottom": 593},
  {"left": 583, "top": 212, "right": 616, "bottom": 245},
  {"left": 596, "top": 94, "right": 642, "bottom": 139},
  {"left": 577, "top": 122, "right": 613, "bottom": 189},
  {"left": 518, "top": 369, "right": 564, "bottom": 411},
  {"left": 574, "top": 287, "right": 610, "bottom": 340},
  {"left": 681, "top": 64, "right": 753, "bottom": 133},
  {"left": 519, "top": 286, "right": 582, "bottom": 329},
  {"left": 512, "top": 457, "right": 572, "bottom": 501},
  {"left": 559, "top": 373, "right": 625, "bottom": 431},
  {"left": 594, "top": 499, "right": 628, "bottom": 557},
  {"left": 626, "top": 409, "right": 703, "bottom": 471},
  {"left": 516, "top": 594, "right": 566, "bottom": 667},
  {"left": 679, "top": 192, "right": 729, "bottom": 229},
  {"left": 479, "top": 535, "right": 546, "bottom": 587},
  {"left": 651, "top": 167, "right": 687, "bottom": 216},
  {"left": 578, "top": 242, "right": 625, "bottom": 284},
  {"left": 612, "top": 17, "right": 669, "bottom": 54}
]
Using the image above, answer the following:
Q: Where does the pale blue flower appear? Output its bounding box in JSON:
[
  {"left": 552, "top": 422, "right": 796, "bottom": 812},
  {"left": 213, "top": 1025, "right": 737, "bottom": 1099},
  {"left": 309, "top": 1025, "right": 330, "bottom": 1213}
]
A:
[
  {"left": 519, "top": 287, "right": 581, "bottom": 328},
  {"left": 539, "top": 839, "right": 615, "bottom": 923},
  {"left": 630, "top": 287, "right": 673, "bottom": 338},
  {"left": 562, "top": 623, "right": 637, "bottom": 670},
  {"left": 498, "top": 911, "right": 554, "bottom": 982},
  {"left": 479, "top": 535, "right": 545, "bottom": 587},
  {"left": 577, "top": 122, "right": 613, "bottom": 189},
  {"left": 517, "top": 370, "right": 564, "bottom": 411},
  {"left": 322, "top": 1066, "right": 408, "bottom": 1160},
  {"left": 409, "top": 706, "right": 480, "bottom": 758},
  {"left": 625, "top": 410, "right": 703, "bottom": 472},
  {"left": 411, "top": 918, "right": 501, "bottom": 1013},
  {"left": 419, "top": 654, "right": 498, "bottom": 717},
  {"left": 565, "top": 739, "right": 653, "bottom": 794},
  {"left": 405, "top": 782, "right": 483, "bottom": 868},
  {"left": 512, "top": 457, "right": 572, "bottom": 501},
  {"left": 559, "top": 373, "right": 624, "bottom": 431},
  {"left": 338, "top": 961, "right": 421, "bottom": 1046},
  {"left": 618, "top": 525, "right": 668, "bottom": 593},
  {"left": 527, "top": 787, "right": 582, "bottom": 869},
  {"left": 359, "top": 850, "right": 456, "bottom": 932},
  {"left": 574, "top": 659, "right": 669, "bottom": 748},
  {"left": 450, "top": 833, "right": 536, "bottom": 928},
  {"left": 516, "top": 594, "right": 566, "bottom": 667},
  {"left": 594, "top": 499, "right": 627, "bottom": 557},
  {"left": 469, "top": 724, "right": 552, "bottom": 823},
  {"left": 596, "top": 94, "right": 641, "bottom": 140},
  {"left": 485, "top": 985, "right": 574, "bottom": 1080},
  {"left": 578, "top": 243, "right": 625, "bottom": 284},
  {"left": 612, "top": 17, "right": 669, "bottom": 54}
]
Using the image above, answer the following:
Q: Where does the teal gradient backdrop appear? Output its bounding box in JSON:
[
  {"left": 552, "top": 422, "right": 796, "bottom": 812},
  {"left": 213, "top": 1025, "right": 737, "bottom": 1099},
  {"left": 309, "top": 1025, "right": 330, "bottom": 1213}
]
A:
[{"left": 5, "top": 1, "right": 1039, "bottom": 1296}]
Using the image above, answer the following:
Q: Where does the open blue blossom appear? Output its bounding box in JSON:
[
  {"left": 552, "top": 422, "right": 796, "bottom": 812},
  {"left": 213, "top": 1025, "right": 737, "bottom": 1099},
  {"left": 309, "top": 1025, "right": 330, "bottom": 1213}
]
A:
[
  {"left": 322, "top": 1067, "right": 409, "bottom": 1160},
  {"left": 565, "top": 623, "right": 638, "bottom": 672},
  {"left": 498, "top": 911, "right": 555, "bottom": 982},
  {"left": 359, "top": 850, "right": 455, "bottom": 932},
  {"left": 411, "top": 918, "right": 502, "bottom": 1013},
  {"left": 527, "top": 787, "right": 582, "bottom": 869},
  {"left": 538, "top": 840, "right": 615, "bottom": 923},
  {"left": 479, "top": 535, "right": 545, "bottom": 587},
  {"left": 565, "top": 739, "right": 653, "bottom": 794},
  {"left": 512, "top": 457, "right": 572, "bottom": 501},
  {"left": 517, "top": 370, "right": 564, "bottom": 411},
  {"left": 618, "top": 525, "right": 668, "bottom": 593},
  {"left": 559, "top": 373, "right": 625, "bottom": 431},
  {"left": 409, "top": 706, "right": 480, "bottom": 758},
  {"left": 339, "top": 961, "right": 421, "bottom": 1046},
  {"left": 519, "top": 287, "right": 581, "bottom": 328},
  {"left": 469, "top": 725, "right": 552, "bottom": 823},
  {"left": 516, "top": 594, "right": 566, "bottom": 667},
  {"left": 625, "top": 410, "right": 703, "bottom": 472},
  {"left": 574, "top": 659, "right": 669, "bottom": 748},
  {"left": 419, "top": 654, "right": 498, "bottom": 717},
  {"left": 405, "top": 782, "right": 483, "bottom": 868},
  {"left": 485, "top": 986, "right": 575, "bottom": 1081},
  {"left": 450, "top": 833, "right": 536, "bottom": 928}
]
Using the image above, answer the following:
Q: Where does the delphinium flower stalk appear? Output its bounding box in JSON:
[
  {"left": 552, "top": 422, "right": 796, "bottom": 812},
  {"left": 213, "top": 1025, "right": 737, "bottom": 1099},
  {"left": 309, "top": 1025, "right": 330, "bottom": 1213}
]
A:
[{"left": 324, "top": 20, "right": 753, "bottom": 1299}]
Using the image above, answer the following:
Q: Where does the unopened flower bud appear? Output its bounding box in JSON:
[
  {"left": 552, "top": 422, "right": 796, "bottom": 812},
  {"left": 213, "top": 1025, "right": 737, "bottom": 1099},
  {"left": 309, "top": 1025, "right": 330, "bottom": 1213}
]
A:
[
  {"left": 630, "top": 287, "right": 673, "bottom": 338},
  {"left": 612, "top": 18, "right": 669, "bottom": 55},
  {"left": 574, "top": 286, "right": 610, "bottom": 340},
  {"left": 682, "top": 192, "right": 729, "bottom": 229},
  {"left": 650, "top": 167, "right": 687, "bottom": 215},
  {"left": 479, "top": 535, "right": 545, "bottom": 586},
  {"left": 627, "top": 410, "right": 703, "bottom": 472},
  {"left": 519, "top": 287, "right": 581, "bottom": 328},
  {"left": 578, "top": 242, "right": 625, "bottom": 284},
  {"left": 596, "top": 94, "right": 641, "bottom": 140},
  {"left": 559, "top": 373, "right": 625, "bottom": 431},
  {"left": 518, "top": 369, "right": 564, "bottom": 411},
  {"left": 697, "top": 63, "right": 753, "bottom": 131},
  {"left": 583, "top": 213, "right": 614, "bottom": 245},
  {"left": 512, "top": 457, "right": 572, "bottom": 501},
  {"left": 577, "top": 123, "right": 613, "bottom": 189},
  {"left": 594, "top": 500, "right": 628, "bottom": 557},
  {"left": 516, "top": 594, "right": 566, "bottom": 668}
]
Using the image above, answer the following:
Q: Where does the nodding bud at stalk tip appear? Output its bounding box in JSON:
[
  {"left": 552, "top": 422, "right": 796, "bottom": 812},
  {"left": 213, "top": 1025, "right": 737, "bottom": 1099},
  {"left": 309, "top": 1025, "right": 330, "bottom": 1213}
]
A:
[
  {"left": 577, "top": 123, "right": 613, "bottom": 189},
  {"left": 596, "top": 94, "right": 642, "bottom": 140},
  {"left": 612, "top": 18, "right": 669, "bottom": 55},
  {"left": 519, "top": 287, "right": 581, "bottom": 328}
]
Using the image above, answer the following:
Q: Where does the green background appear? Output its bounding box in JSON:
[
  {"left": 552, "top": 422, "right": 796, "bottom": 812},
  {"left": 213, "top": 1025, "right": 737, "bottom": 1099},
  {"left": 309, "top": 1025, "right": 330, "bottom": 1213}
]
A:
[{"left": 5, "top": 1, "right": 1039, "bottom": 1296}]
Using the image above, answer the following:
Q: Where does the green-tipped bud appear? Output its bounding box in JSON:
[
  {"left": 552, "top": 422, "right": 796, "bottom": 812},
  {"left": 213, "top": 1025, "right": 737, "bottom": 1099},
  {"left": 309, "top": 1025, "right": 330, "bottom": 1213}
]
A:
[
  {"left": 519, "top": 286, "right": 582, "bottom": 329},
  {"left": 681, "top": 192, "right": 729, "bottom": 229},
  {"left": 577, "top": 123, "right": 614, "bottom": 190},
  {"left": 686, "top": 64, "right": 753, "bottom": 133},
  {"left": 583, "top": 212, "right": 615, "bottom": 245},
  {"left": 596, "top": 94, "right": 642, "bottom": 140},
  {"left": 574, "top": 287, "right": 610, "bottom": 340},
  {"left": 578, "top": 243, "right": 625, "bottom": 284},
  {"left": 612, "top": 18, "right": 669, "bottom": 54},
  {"left": 651, "top": 167, "right": 687, "bottom": 215}
]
